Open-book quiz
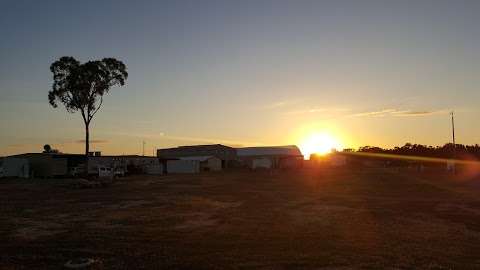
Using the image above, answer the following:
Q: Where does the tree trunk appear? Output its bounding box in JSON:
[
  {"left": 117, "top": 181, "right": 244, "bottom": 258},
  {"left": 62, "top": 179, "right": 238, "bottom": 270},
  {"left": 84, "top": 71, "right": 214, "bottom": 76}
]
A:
[{"left": 85, "top": 123, "right": 90, "bottom": 178}]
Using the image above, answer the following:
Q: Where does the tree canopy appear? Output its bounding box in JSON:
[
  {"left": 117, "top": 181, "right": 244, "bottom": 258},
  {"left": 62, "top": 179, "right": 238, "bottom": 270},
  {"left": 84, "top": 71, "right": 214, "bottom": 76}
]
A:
[{"left": 48, "top": 56, "right": 128, "bottom": 126}]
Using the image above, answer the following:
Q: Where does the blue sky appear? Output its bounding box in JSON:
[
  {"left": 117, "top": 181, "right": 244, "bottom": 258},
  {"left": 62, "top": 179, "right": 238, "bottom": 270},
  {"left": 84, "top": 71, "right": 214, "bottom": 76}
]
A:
[{"left": 1, "top": 0, "right": 480, "bottom": 155}]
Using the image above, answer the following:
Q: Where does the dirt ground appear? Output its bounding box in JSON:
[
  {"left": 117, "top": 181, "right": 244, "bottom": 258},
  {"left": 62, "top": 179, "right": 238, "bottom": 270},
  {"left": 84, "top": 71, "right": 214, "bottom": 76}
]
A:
[{"left": 2, "top": 167, "right": 480, "bottom": 269}]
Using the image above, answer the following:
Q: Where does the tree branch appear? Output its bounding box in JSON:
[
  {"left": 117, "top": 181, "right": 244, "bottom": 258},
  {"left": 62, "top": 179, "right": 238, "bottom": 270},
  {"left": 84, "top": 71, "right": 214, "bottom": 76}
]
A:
[
  {"left": 88, "top": 96, "right": 103, "bottom": 123},
  {"left": 80, "top": 108, "right": 88, "bottom": 126}
]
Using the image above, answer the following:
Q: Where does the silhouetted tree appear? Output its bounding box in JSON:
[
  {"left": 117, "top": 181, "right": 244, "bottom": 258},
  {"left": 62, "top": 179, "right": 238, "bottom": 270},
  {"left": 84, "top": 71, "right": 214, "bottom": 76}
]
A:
[
  {"left": 48, "top": 56, "right": 128, "bottom": 176},
  {"left": 356, "top": 142, "right": 480, "bottom": 161},
  {"left": 42, "top": 144, "right": 60, "bottom": 153},
  {"left": 43, "top": 144, "right": 52, "bottom": 153}
]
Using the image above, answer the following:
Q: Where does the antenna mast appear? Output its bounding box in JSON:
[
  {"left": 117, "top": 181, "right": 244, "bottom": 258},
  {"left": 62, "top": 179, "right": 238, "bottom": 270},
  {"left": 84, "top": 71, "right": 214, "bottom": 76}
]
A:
[{"left": 451, "top": 111, "right": 456, "bottom": 174}]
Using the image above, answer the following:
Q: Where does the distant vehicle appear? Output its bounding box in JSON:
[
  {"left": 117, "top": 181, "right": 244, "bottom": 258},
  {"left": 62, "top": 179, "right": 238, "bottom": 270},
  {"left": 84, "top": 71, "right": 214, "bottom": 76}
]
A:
[{"left": 70, "top": 165, "right": 124, "bottom": 178}]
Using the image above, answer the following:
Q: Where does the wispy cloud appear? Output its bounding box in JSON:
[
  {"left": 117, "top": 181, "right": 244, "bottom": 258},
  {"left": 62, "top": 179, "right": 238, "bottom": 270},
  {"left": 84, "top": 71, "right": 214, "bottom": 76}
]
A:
[
  {"left": 265, "top": 101, "right": 288, "bottom": 109},
  {"left": 350, "top": 109, "right": 449, "bottom": 118},
  {"left": 6, "top": 143, "right": 40, "bottom": 148},
  {"left": 391, "top": 110, "right": 449, "bottom": 117},
  {"left": 6, "top": 139, "right": 109, "bottom": 149},
  {"left": 161, "top": 135, "right": 264, "bottom": 147},
  {"left": 283, "top": 107, "right": 351, "bottom": 116},
  {"left": 350, "top": 109, "right": 397, "bottom": 117},
  {"left": 262, "top": 99, "right": 304, "bottom": 110},
  {"left": 103, "top": 130, "right": 264, "bottom": 147},
  {"left": 75, "top": 139, "right": 109, "bottom": 144}
]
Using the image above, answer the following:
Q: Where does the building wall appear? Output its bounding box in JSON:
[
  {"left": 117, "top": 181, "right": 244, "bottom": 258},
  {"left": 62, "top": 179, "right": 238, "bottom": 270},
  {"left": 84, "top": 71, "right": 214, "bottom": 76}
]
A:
[
  {"left": 278, "top": 156, "right": 304, "bottom": 169},
  {"left": 14, "top": 154, "right": 68, "bottom": 177},
  {"left": 167, "top": 160, "right": 200, "bottom": 174},
  {"left": 251, "top": 157, "right": 272, "bottom": 169},
  {"left": 88, "top": 156, "right": 160, "bottom": 174},
  {"left": 202, "top": 157, "right": 222, "bottom": 171},
  {"left": 144, "top": 164, "right": 164, "bottom": 175},
  {"left": 158, "top": 145, "right": 237, "bottom": 168},
  {"left": 240, "top": 155, "right": 303, "bottom": 169},
  {"left": 1, "top": 158, "right": 30, "bottom": 178}
]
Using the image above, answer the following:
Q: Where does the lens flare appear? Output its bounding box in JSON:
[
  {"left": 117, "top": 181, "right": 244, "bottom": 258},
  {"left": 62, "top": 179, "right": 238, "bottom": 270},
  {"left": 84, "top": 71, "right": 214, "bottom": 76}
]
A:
[{"left": 299, "top": 132, "right": 342, "bottom": 159}]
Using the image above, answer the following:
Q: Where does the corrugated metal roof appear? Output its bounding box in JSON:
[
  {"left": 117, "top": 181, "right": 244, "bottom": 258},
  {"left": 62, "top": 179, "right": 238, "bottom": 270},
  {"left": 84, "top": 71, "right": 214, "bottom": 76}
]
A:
[
  {"left": 237, "top": 145, "right": 302, "bottom": 157},
  {"left": 179, "top": 156, "right": 216, "bottom": 161}
]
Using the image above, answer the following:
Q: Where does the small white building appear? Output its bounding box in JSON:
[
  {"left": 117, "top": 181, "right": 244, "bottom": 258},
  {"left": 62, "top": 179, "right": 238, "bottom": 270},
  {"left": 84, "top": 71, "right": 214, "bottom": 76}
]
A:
[{"left": 179, "top": 156, "right": 222, "bottom": 171}]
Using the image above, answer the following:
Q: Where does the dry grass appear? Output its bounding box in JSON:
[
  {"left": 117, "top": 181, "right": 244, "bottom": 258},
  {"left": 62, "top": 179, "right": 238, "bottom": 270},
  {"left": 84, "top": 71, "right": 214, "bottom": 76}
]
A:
[{"left": 1, "top": 168, "right": 480, "bottom": 269}]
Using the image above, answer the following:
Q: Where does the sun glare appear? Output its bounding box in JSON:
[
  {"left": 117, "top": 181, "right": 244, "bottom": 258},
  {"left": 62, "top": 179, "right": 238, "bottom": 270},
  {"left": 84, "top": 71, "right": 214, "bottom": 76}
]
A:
[{"left": 299, "top": 133, "right": 342, "bottom": 159}]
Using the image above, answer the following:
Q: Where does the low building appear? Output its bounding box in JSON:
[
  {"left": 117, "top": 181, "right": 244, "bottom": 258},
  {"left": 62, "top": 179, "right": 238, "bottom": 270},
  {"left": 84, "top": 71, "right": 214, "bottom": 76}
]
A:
[
  {"left": 8, "top": 153, "right": 69, "bottom": 178},
  {"left": 237, "top": 145, "right": 304, "bottom": 169},
  {"left": 6, "top": 153, "right": 166, "bottom": 177},
  {"left": 0, "top": 157, "right": 30, "bottom": 178},
  {"left": 158, "top": 144, "right": 237, "bottom": 168}
]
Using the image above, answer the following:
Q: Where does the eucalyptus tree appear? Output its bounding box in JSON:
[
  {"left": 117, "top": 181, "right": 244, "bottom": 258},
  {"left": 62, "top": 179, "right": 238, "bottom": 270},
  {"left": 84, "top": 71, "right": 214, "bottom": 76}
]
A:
[{"left": 48, "top": 56, "right": 127, "bottom": 175}]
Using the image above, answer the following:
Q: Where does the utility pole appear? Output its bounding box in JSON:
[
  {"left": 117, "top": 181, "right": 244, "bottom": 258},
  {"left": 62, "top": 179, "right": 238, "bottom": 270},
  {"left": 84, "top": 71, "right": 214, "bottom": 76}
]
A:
[
  {"left": 451, "top": 111, "right": 456, "bottom": 174},
  {"left": 142, "top": 141, "right": 146, "bottom": 156}
]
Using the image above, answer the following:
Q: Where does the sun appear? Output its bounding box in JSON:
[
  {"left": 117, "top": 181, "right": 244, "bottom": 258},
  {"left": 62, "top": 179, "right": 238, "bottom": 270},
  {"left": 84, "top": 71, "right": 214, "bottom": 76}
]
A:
[{"left": 299, "top": 132, "right": 342, "bottom": 159}]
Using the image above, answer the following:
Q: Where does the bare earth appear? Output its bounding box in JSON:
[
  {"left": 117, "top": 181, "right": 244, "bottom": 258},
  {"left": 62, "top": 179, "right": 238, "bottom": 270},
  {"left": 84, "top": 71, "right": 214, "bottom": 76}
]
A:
[{"left": 2, "top": 168, "right": 480, "bottom": 269}]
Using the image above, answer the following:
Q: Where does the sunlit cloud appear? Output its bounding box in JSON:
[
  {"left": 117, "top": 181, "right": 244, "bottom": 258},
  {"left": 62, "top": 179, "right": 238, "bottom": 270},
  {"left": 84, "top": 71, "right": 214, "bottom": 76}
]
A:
[
  {"left": 350, "top": 109, "right": 397, "bottom": 117},
  {"left": 391, "top": 110, "right": 449, "bottom": 117},
  {"left": 283, "top": 107, "right": 351, "bottom": 116},
  {"left": 262, "top": 99, "right": 304, "bottom": 110},
  {"left": 161, "top": 135, "right": 264, "bottom": 147}
]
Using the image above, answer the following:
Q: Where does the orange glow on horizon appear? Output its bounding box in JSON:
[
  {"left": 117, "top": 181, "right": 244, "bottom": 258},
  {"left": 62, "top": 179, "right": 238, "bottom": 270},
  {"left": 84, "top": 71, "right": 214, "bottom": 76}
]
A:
[{"left": 299, "top": 132, "right": 343, "bottom": 159}]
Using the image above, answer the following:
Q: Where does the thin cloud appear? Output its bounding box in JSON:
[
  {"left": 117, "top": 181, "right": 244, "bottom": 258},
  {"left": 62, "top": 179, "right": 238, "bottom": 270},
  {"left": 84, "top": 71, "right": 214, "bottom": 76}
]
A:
[
  {"left": 262, "top": 99, "right": 303, "bottom": 110},
  {"left": 391, "top": 110, "right": 449, "bottom": 117},
  {"left": 104, "top": 130, "right": 264, "bottom": 147},
  {"left": 7, "top": 143, "right": 40, "bottom": 148},
  {"left": 350, "top": 108, "right": 449, "bottom": 117},
  {"left": 6, "top": 139, "right": 110, "bottom": 149},
  {"left": 284, "top": 107, "right": 351, "bottom": 116},
  {"left": 265, "top": 101, "right": 288, "bottom": 109},
  {"left": 161, "top": 135, "right": 264, "bottom": 147},
  {"left": 75, "top": 139, "right": 109, "bottom": 144},
  {"left": 350, "top": 109, "right": 397, "bottom": 117}
]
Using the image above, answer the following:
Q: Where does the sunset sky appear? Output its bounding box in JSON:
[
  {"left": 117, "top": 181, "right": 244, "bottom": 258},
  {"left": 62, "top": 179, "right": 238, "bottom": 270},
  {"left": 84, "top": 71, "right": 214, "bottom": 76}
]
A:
[{"left": 1, "top": 0, "right": 480, "bottom": 156}]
